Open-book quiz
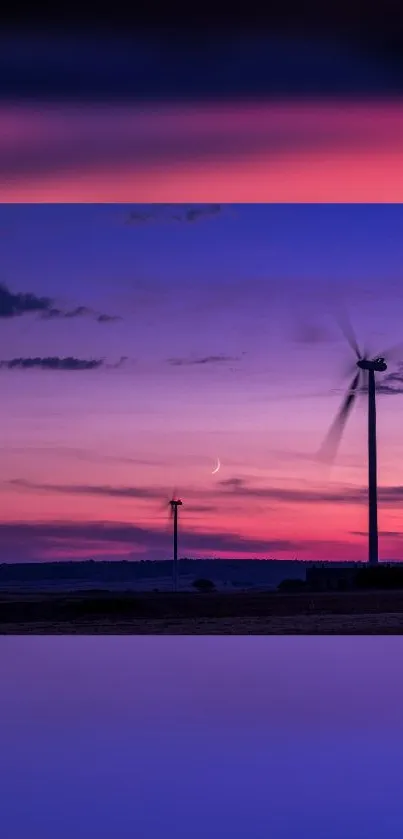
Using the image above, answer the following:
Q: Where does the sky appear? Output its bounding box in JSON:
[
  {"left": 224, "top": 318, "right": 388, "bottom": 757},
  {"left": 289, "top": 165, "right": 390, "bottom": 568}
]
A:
[
  {"left": 3, "top": 32, "right": 403, "bottom": 200},
  {"left": 1, "top": 202, "right": 403, "bottom": 562},
  {"left": 1, "top": 636, "right": 403, "bottom": 838}
]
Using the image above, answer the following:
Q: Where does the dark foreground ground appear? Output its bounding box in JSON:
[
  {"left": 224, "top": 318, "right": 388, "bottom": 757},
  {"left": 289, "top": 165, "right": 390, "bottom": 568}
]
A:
[{"left": 3, "top": 589, "right": 403, "bottom": 633}]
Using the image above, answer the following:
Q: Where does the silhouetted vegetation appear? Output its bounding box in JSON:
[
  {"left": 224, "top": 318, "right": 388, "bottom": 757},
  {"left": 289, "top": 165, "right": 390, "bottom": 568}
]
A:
[
  {"left": 277, "top": 578, "right": 307, "bottom": 593},
  {"left": 192, "top": 578, "right": 216, "bottom": 592},
  {"left": 0, "top": 558, "right": 310, "bottom": 589}
]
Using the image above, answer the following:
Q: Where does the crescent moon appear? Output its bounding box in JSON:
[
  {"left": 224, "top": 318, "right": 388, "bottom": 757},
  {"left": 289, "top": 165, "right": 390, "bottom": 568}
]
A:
[{"left": 212, "top": 457, "right": 221, "bottom": 475}]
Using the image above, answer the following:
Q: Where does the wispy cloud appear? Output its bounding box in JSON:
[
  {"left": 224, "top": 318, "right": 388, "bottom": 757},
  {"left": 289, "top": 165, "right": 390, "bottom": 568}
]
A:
[
  {"left": 11, "top": 472, "right": 403, "bottom": 509},
  {"left": 350, "top": 530, "right": 403, "bottom": 538},
  {"left": 168, "top": 354, "right": 240, "bottom": 367},
  {"left": 185, "top": 504, "right": 217, "bottom": 514},
  {"left": 0, "top": 283, "right": 53, "bottom": 318},
  {"left": 218, "top": 476, "right": 403, "bottom": 505},
  {"left": 106, "top": 356, "right": 129, "bottom": 369},
  {"left": 0, "top": 516, "right": 396, "bottom": 563},
  {"left": 4, "top": 446, "right": 164, "bottom": 468},
  {"left": 0, "top": 357, "right": 104, "bottom": 371},
  {"left": 11, "top": 471, "right": 403, "bottom": 509},
  {"left": 376, "top": 364, "right": 403, "bottom": 395},
  {"left": 10, "top": 479, "right": 163, "bottom": 498},
  {"left": 41, "top": 304, "right": 92, "bottom": 320},
  {"left": 97, "top": 313, "right": 121, "bottom": 323},
  {"left": 12, "top": 473, "right": 403, "bottom": 508},
  {"left": 0, "top": 282, "right": 119, "bottom": 323},
  {"left": 9, "top": 478, "right": 163, "bottom": 499},
  {"left": 127, "top": 204, "right": 223, "bottom": 226},
  {"left": 356, "top": 365, "right": 403, "bottom": 395},
  {"left": 0, "top": 519, "right": 294, "bottom": 562},
  {"left": 176, "top": 205, "right": 222, "bottom": 223}
]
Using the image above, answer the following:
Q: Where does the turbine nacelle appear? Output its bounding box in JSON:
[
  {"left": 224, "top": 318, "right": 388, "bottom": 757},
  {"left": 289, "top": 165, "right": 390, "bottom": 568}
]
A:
[
  {"left": 169, "top": 499, "right": 183, "bottom": 508},
  {"left": 357, "top": 357, "right": 387, "bottom": 373}
]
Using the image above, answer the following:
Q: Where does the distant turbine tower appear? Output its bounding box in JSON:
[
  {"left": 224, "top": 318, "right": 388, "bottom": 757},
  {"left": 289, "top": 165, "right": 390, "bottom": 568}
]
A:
[
  {"left": 168, "top": 492, "right": 183, "bottom": 592},
  {"left": 319, "top": 311, "right": 402, "bottom": 566}
]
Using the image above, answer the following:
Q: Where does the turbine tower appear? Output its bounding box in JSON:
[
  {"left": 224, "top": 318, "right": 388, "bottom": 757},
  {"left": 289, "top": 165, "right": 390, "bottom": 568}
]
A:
[
  {"left": 319, "top": 314, "right": 399, "bottom": 566},
  {"left": 169, "top": 494, "right": 183, "bottom": 592}
]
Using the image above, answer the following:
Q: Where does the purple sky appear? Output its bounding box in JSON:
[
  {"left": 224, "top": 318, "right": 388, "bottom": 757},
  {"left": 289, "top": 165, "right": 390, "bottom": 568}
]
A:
[{"left": 1, "top": 203, "right": 403, "bottom": 562}]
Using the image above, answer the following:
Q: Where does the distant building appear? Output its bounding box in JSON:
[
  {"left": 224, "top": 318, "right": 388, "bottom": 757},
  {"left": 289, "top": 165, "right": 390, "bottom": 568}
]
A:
[{"left": 306, "top": 563, "right": 364, "bottom": 591}]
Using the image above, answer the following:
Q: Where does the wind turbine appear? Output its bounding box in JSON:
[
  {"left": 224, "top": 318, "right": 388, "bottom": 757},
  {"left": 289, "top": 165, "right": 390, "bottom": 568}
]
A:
[
  {"left": 167, "top": 491, "right": 183, "bottom": 592},
  {"left": 319, "top": 314, "right": 400, "bottom": 566}
]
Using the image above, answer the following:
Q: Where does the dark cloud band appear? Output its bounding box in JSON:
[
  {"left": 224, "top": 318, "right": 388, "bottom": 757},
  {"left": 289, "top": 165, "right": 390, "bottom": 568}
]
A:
[
  {"left": 0, "top": 357, "right": 103, "bottom": 371},
  {"left": 0, "top": 283, "right": 119, "bottom": 323}
]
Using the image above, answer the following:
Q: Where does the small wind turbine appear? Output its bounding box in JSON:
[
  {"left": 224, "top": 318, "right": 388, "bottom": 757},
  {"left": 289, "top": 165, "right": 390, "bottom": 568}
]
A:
[
  {"left": 167, "top": 491, "right": 183, "bottom": 592},
  {"left": 319, "top": 312, "right": 402, "bottom": 566}
]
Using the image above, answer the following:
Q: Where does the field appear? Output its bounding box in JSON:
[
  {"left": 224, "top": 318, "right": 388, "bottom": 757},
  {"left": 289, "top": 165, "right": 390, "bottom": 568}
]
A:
[{"left": 2, "top": 589, "right": 403, "bottom": 633}]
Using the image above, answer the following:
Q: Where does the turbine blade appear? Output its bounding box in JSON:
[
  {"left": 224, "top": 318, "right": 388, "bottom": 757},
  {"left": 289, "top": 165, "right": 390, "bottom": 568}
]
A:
[
  {"left": 164, "top": 510, "right": 173, "bottom": 533},
  {"left": 156, "top": 498, "right": 173, "bottom": 533},
  {"left": 340, "top": 359, "right": 359, "bottom": 382},
  {"left": 157, "top": 498, "right": 170, "bottom": 512},
  {"left": 157, "top": 486, "right": 178, "bottom": 511},
  {"left": 334, "top": 306, "right": 362, "bottom": 360},
  {"left": 317, "top": 371, "right": 361, "bottom": 462}
]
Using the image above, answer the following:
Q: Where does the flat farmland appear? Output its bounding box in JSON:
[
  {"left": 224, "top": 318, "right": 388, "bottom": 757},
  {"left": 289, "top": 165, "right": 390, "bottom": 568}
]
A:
[{"left": 2, "top": 589, "right": 403, "bottom": 633}]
